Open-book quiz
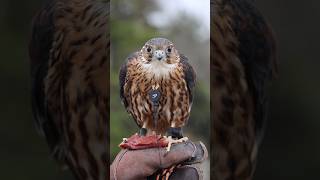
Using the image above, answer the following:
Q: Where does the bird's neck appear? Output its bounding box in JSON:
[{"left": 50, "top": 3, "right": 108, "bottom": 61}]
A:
[{"left": 141, "top": 60, "right": 177, "bottom": 80}]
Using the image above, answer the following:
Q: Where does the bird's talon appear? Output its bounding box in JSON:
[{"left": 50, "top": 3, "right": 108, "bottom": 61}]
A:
[{"left": 164, "top": 136, "right": 189, "bottom": 152}]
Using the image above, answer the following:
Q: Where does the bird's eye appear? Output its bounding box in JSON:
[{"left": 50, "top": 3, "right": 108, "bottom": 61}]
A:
[
  {"left": 147, "top": 47, "right": 152, "bottom": 53},
  {"left": 166, "top": 47, "right": 172, "bottom": 53}
]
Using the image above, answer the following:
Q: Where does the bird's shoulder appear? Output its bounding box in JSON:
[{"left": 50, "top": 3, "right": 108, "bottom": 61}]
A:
[
  {"left": 119, "top": 51, "right": 140, "bottom": 104},
  {"left": 119, "top": 51, "right": 141, "bottom": 76},
  {"left": 178, "top": 54, "right": 196, "bottom": 103},
  {"left": 125, "top": 51, "right": 140, "bottom": 65},
  {"left": 179, "top": 54, "right": 196, "bottom": 83}
]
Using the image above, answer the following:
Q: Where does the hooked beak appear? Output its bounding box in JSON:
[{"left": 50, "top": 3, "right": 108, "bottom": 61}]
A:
[{"left": 154, "top": 50, "right": 165, "bottom": 61}]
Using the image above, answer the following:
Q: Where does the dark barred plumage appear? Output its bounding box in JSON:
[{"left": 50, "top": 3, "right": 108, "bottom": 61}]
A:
[
  {"left": 120, "top": 38, "right": 196, "bottom": 136},
  {"left": 29, "top": 0, "right": 109, "bottom": 180},
  {"left": 211, "top": 0, "right": 278, "bottom": 179}
]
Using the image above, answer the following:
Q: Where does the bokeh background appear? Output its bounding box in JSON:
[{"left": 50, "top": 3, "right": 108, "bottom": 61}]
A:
[
  {"left": 254, "top": 1, "right": 320, "bottom": 179},
  {"left": 0, "top": 0, "right": 319, "bottom": 179},
  {"left": 0, "top": 0, "right": 73, "bottom": 179},
  {"left": 110, "top": 0, "right": 210, "bottom": 178}
]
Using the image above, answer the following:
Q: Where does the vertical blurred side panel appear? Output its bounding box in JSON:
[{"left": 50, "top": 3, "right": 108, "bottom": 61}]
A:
[
  {"left": 211, "top": 0, "right": 277, "bottom": 179},
  {"left": 29, "top": 0, "right": 110, "bottom": 179},
  {"left": 103, "top": 0, "right": 111, "bottom": 178},
  {"left": 210, "top": 1, "right": 214, "bottom": 178}
]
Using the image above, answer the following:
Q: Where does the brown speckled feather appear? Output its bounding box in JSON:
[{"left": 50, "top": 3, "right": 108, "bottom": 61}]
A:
[
  {"left": 211, "top": 0, "right": 277, "bottom": 179},
  {"left": 120, "top": 50, "right": 196, "bottom": 134},
  {"left": 29, "top": 0, "right": 109, "bottom": 179}
]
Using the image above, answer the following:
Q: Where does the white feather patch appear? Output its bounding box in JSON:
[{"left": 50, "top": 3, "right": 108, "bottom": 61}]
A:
[{"left": 141, "top": 57, "right": 177, "bottom": 79}]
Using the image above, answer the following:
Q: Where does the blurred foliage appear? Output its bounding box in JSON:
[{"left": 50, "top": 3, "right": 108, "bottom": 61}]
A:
[{"left": 110, "top": 0, "right": 210, "bottom": 160}]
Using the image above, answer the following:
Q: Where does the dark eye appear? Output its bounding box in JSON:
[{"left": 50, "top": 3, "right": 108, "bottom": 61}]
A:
[
  {"left": 147, "top": 47, "right": 152, "bottom": 52},
  {"left": 166, "top": 47, "right": 172, "bottom": 53}
]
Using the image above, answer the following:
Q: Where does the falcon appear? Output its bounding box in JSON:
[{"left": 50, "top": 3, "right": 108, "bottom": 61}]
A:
[
  {"left": 29, "top": 0, "right": 109, "bottom": 179},
  {"left": 119, "top": 38, "right": 196, "bottom": 151},
  {"left": 211, "top": 0, "right": 278, "bottom": 179}
]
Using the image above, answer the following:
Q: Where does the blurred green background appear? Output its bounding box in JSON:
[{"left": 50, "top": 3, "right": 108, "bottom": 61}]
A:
[
  {"left": 0, "top": 0, "right": 319, "bottom": 179},
  {"left": 110, "top": 0, "right": 210, "bottom": 161}
]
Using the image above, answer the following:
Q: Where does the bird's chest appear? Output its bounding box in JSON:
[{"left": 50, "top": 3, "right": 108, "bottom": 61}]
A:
[
  {"left": 127, "top": 71, "right": 187, "bottom": 104},
  {"left": 124, "top": 67, "right": 190, "bottom": 128}
]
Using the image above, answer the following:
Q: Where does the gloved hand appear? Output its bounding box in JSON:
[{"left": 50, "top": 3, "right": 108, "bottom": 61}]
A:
[{"left": 110, "top": 141, "right": 208, "bottom": 180}]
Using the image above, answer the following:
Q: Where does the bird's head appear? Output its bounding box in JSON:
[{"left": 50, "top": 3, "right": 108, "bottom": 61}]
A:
[{"left": 140, "top": 37, "right": 180, "bottom": 65}]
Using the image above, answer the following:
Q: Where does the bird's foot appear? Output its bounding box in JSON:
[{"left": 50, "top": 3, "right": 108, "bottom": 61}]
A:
[
  {"left": 139, "top": 128, "right": 147, "bottom": 136},
  {"left": 163, "top": 136, "right": 189, "bottom": 152}
]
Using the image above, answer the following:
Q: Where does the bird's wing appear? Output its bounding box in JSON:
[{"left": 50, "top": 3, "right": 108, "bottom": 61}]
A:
[
  {"left": 180, "top": 54, "right": 196, "bottom": 104},
  {"left": 233, "top": 1, "right": 278, "bottom": 141},
  {"left": 29, "top": 2, "right": 62, "bottom": 157},
  {"left": 119, "top": 59, "right": 128, "bottom": 109},
  {"left": 119, "top": 52, "right": 138, "bottom": 111}
]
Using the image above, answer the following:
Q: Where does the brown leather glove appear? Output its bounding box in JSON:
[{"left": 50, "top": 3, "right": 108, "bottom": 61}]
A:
[{"left": 110, "top": 141, "right": 207, "bottom": 180}]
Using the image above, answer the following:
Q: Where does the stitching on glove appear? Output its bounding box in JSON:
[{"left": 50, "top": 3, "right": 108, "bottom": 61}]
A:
[{"left": 114, "top": 149, "right": 129, "bottom": 180}]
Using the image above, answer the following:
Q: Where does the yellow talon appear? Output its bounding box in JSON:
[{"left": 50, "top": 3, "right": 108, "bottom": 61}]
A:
[{"left": 164, "top": 136, "right": 188, "bottom": 152}]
